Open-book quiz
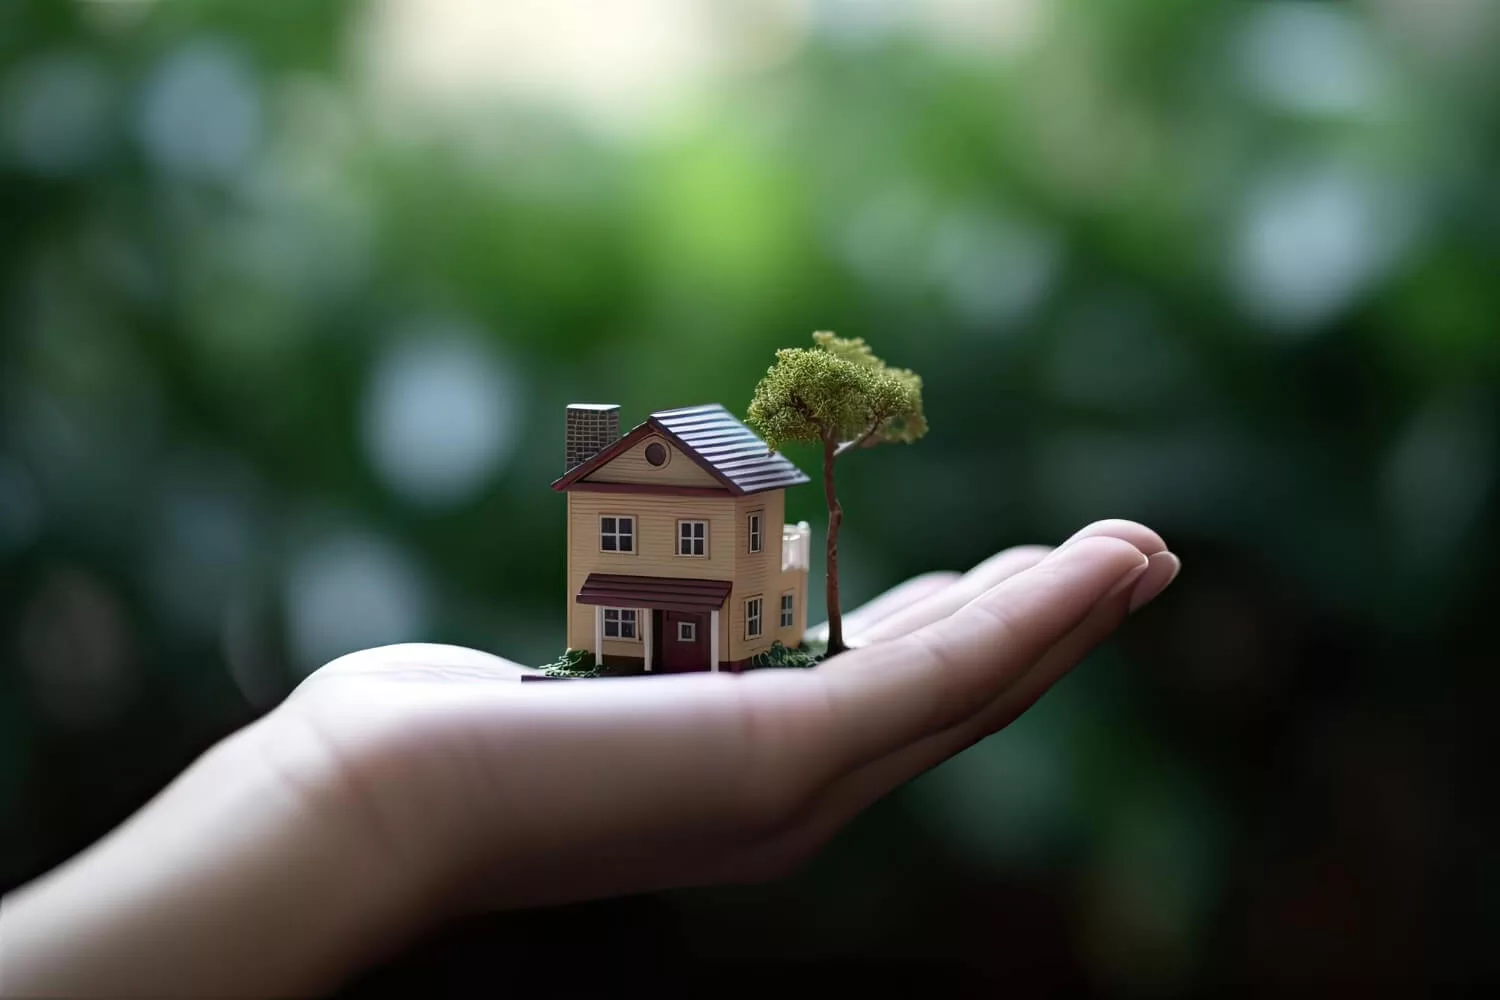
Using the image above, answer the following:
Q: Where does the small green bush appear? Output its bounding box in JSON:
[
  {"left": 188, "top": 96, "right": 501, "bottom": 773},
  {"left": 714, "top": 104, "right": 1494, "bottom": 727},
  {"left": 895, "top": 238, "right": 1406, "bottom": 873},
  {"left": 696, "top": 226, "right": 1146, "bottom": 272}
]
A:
[
  {"left": 539, "top": 648, "right": 600, "bottom": 678},
  {"left": 750, "top": 641, "right": 820, "bottom": 669}
]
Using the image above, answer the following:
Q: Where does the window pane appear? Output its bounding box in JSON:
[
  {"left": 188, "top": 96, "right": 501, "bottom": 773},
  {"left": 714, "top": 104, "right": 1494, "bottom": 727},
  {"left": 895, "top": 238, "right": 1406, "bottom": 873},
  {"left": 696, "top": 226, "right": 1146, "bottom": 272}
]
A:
[
  {"left": 620, "top": 518, "right": 633, "bottom": 535},
  {"left": 601, "top": 517, "right": 615, "bottom": 533},
  {"left": 620, "top": 535, "right": 633, "bottom": 552},
  {"left": 601, "top": 535, "right": 616, "bottom": 551}
]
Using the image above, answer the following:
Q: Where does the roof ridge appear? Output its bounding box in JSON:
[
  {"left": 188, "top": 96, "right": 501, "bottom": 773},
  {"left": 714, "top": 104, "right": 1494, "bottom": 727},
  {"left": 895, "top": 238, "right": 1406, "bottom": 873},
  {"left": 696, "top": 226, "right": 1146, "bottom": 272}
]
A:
[
  {"left": 555, "top": 400, "right": 809, "bottom": 495},
  {"left": 650, "top": 403, "right": 726, "bottom": 418}
]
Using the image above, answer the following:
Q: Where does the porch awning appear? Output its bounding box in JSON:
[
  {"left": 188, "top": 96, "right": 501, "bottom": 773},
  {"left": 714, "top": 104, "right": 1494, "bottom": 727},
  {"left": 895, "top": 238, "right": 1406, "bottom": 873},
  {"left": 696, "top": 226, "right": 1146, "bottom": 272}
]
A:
[{"left": 576, "top": 574, "right": 731, "bottom": 613}]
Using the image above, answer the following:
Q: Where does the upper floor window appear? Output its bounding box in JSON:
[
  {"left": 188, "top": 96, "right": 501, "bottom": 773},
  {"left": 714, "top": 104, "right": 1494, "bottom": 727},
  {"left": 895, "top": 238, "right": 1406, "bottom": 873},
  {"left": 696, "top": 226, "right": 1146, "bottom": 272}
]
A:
[
  {"left": 678, "top": 520, "right": 707, "bottom": 557},
  {"left": 644, "top": 442, "right": 668, "bottom": 467},
  {"left": 600, "top": 515, "right": 634, "bottom": 552},
  {"left": 748, "top": 512, "right": 763, "bottom": 553}
]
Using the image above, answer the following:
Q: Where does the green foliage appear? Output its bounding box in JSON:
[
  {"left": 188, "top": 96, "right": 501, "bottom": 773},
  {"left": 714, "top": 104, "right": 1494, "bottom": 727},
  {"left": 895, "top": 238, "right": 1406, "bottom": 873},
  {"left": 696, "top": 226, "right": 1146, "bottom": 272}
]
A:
[
  {"left": 747, "top": 332, "right": 927, "bottom": 452},
  {"left": 539, "top": 648, "right": 600, "bottom": 679},
  {"left": 749, "top": 641, "right": 820, "bottom": 669},
  {"left": 5, "top": 0, "right": 1498, "bottom": 980}
]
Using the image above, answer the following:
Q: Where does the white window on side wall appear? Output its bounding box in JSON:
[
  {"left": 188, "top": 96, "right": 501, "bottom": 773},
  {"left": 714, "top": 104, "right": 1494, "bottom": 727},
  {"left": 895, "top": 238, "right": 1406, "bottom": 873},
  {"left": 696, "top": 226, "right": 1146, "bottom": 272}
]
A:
[
  {"left": 746, "top": 597, "right": 763, "bottom": 639},
  {"left": 780, "top": 592, "right": 794, "bottom": 628},
  {"left": 748, "top": 512, "right": 763, "bottom": 553}
]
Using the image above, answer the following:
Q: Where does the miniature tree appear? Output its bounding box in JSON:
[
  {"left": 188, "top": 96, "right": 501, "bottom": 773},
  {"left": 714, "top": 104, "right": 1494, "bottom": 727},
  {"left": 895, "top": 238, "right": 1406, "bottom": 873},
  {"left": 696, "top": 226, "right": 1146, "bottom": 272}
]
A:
[{"left": 747, "top": 332, "right": 927, "bottom": 656}]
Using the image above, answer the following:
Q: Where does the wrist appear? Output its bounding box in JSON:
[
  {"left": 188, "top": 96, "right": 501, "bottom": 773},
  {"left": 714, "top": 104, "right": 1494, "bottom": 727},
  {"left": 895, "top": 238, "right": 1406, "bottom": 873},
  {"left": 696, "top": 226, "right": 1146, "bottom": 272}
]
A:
[{"left": 1, "top": 713, "right": 437, "bottom": 997}]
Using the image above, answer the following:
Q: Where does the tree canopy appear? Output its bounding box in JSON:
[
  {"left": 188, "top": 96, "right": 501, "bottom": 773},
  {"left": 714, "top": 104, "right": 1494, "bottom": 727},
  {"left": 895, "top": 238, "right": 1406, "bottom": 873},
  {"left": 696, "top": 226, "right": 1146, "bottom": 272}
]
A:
[{"left": 747, "top": 332, "right": 927, "bottom": 454}]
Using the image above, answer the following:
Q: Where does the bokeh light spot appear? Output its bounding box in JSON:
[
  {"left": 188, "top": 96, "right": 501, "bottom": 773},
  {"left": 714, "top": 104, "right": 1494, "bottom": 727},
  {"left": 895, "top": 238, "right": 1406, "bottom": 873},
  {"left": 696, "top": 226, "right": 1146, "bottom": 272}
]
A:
[
  {"left": 286, "top": 530, "right": 431, "bottom": 673},
  {"left": 931, "top": 209, "right": 1061, "bottom": 330},
  {"left": 1236, "top": 3, "right": 1381, "bottom": 118},
  {"left": 136, "top": 38, "right": 261, "bottom": 181},
  {"left": 1230, "top": 165, "right": 1411, "bottom": 334},
  {"left": 361, "top": 327, "right": 523, "bottom": 508}
]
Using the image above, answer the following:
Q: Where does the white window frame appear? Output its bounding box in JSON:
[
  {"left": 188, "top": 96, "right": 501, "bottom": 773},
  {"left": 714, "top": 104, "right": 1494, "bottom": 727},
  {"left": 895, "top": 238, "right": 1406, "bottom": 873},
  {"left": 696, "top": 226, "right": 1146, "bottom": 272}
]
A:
[
  {"left": 677, "top": 621, "right": 697, "bottom": 642},
  {"left": 780, "top": 592, "right": 795, "bottom": 629},
  {"left": 745, "top": 597, "right": 764, "bottom": 639},
  {"left": 677, "top": 520, "right": 708, "bottom": 557},
  {"left": 599, "top": 515, "right": 635, "bottom": 554},
  {"left": 603, "top": 608, "right": 638, "bottom": 641},
  {"left": 748, "top": 511, "right": 764, "bottom": 554}
]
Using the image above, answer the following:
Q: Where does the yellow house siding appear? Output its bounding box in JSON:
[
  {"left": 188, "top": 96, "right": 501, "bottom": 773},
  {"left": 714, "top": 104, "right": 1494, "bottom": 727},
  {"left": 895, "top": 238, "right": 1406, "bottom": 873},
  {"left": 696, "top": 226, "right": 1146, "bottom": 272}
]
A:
[
  {"left": 726, "top": 491, "right": 785, "bottom": 661},
  {"left": 566, "top": 491, "right": 739, "bottom": 654},
  {"left": 582, "top": 435, "right": 722, "bottom": 488},
  {"left": 565, "top": 485, "right": 808, "bottom": 664}
]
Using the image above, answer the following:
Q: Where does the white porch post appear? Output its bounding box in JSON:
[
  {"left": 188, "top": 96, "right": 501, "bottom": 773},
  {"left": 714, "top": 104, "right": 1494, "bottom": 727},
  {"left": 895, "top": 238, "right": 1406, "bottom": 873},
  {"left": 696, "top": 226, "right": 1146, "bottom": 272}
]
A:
[
  {"left": 642, "top": 608, "right": 652, "bottom": 672},
  {"left": 594, "top": 605, "right": 604, "bottom": 668},
  {"left": 710, "top": 609, "right": 720, "bottom": 673}
]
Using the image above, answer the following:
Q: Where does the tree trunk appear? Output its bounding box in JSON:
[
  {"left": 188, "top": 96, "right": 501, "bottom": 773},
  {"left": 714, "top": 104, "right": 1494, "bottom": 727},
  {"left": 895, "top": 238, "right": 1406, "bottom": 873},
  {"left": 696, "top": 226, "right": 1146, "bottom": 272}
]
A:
[{"left": 822, "top": 436, "right": 846, "bottom": 655}]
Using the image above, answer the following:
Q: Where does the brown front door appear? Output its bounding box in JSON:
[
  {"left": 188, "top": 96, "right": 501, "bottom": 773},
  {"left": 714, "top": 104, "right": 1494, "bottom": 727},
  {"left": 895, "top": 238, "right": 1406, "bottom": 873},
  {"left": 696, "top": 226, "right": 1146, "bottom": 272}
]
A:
[{"left": 661, "top": 610, "right": 709, "bottom": 672}]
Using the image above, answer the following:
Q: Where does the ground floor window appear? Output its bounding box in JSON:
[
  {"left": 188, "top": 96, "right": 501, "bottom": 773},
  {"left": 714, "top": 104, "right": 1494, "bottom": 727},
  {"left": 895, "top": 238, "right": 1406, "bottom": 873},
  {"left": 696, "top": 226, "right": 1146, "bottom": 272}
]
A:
[
  {"left": 746, "top": 597, "right": 763, "bottom": 639},
  {"left": 603, "top": 608, "right": 638, "bottom": 640},
  {"left": 677, "top": 621, "right": 697, "bottom": 642},
  {"left": 780, "top": 593, "right": 795, "bottom": 628}
]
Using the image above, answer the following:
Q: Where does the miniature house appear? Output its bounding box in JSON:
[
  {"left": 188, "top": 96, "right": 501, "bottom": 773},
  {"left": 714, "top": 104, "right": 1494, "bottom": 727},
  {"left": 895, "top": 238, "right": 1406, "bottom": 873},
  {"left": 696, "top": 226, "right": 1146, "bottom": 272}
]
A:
[{"left": 552, "top": 403, "right": 812, "bottom": 672}]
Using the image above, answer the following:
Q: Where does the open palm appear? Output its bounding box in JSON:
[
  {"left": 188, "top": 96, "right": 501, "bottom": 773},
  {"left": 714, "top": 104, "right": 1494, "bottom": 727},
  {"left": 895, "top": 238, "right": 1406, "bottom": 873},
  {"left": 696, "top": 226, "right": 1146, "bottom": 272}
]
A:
[
  {"left": 274, "top": 519, "right": 1176, "bottom": 914},
  {"left": 0, "top": 520, "right": 1177, "bottom": 998}
]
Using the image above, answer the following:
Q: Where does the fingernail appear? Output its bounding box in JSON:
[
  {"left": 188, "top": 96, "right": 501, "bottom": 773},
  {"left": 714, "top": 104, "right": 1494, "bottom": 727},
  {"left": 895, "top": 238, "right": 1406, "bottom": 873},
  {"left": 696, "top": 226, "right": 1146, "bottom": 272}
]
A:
[
  {"left": 1128, "top": 552, "right": 1181, "bottom": 613},
  {"left": 1103, "top": 558, "right": 1151, "bottom": 602}
]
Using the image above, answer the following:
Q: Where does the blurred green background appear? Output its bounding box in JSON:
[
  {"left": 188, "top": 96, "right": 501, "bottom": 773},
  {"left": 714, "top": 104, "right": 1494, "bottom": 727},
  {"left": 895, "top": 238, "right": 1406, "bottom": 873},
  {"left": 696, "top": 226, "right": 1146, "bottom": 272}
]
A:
[{"left": 3, "top": 0, "right": 1496, "bottom": 990}]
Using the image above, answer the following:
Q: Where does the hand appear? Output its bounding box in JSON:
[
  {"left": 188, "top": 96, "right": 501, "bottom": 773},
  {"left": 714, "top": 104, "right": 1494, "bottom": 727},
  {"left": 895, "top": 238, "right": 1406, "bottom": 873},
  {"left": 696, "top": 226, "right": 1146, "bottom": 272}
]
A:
[{"left": 0, "top": 520, "right": 1179, "bottom": 997}]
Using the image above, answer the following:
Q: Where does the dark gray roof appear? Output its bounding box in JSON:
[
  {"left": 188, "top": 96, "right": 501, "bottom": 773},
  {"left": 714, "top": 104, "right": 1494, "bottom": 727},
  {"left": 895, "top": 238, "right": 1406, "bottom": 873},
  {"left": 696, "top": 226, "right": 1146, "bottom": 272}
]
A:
[{"left": 648, "top": 404, "right": 810, "bottom": 495}]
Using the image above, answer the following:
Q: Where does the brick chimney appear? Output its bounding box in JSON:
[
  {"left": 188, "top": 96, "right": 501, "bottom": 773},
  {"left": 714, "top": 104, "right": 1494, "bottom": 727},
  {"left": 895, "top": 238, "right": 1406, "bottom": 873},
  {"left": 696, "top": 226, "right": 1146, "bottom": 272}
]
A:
[{"left": 565, "top": 403, "right": 621, "bottom": 472}]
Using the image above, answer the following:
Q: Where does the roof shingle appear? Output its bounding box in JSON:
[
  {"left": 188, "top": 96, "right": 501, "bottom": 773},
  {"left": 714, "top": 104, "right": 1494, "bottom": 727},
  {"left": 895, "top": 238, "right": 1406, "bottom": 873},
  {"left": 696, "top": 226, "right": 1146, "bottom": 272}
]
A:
[
  {"left": 647, "top": 404, "right": 810, "bottom": 495},
  {"left": 552, "top": 403, "right": 809, "bottom": 496}
]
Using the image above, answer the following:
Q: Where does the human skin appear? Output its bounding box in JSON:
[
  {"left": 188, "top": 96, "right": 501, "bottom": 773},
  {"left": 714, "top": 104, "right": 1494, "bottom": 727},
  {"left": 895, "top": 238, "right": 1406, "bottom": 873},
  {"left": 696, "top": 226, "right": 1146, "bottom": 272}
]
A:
[{"left": 0, "top": 520, "right": 1179, "bottom": 997}]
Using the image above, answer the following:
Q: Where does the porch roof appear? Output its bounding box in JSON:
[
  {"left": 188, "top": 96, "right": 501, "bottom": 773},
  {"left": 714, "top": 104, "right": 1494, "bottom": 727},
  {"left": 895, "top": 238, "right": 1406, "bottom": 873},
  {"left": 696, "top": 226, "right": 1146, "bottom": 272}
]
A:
[{"left": 576, "top": 573, "right": 732, "bottom": 613}]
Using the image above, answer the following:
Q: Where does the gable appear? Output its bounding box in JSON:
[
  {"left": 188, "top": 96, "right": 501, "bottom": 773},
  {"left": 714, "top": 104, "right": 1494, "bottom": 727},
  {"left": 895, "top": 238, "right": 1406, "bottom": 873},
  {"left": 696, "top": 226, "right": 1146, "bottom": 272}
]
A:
[
  {"left": 583, "top": 434, "right": 722, "bottom": 489},
  {"left": 552, "top": 403, "right": 808, "bottom": 496}
]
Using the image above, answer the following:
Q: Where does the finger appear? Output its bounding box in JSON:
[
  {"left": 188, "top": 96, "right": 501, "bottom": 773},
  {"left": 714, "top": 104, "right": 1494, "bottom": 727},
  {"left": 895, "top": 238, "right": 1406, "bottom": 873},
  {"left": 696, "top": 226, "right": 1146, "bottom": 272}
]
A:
[
  {"left": 734, "top": 550, "right": 1180, "bottom": 878},
  {"left": 976, "top": 550, "right": 1181, "bottom": 729},
  {"left": 809, "top": 535, "right": 1150, "bottom": 775},
  {"left": 856, "top": 546, "right": 1049, "bottom": 643},
  {"left": 1056, "top": 518, "right": 1168, "bottom": 559},
  {"left": 854, "top": 520, "right": 1166, "bottom": 646},
  {"left": 818, "top": 571, "right": 961, "bottom": 645}
]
